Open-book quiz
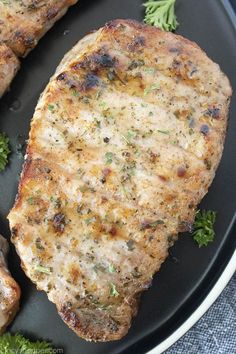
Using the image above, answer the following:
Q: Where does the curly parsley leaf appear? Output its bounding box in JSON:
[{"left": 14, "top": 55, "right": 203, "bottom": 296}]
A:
[
  {"left": 143, "top": 0, "right": 179, "bottom": 32},
  {"left": 192, "top": 210, "right": 217, "bottom": 247},
  {"left": 0, "top": 333, "right": 55, "bottom": 354},
  {"left": 0, "top": 132, "right": 10, "bottom": 172}
]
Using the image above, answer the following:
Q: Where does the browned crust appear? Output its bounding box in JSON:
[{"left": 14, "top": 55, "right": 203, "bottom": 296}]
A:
[
  {"left": 59, "top": 291, "right": 142, "bottom": 341},
  {"left": 58, "top": 306, "right": 129, "bottom": 342},
  {"left": 106, "top": 19, "right": 232, "bottom": 92}
]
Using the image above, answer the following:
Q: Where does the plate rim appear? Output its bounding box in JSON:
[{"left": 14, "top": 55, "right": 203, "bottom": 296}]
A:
[{"left": 147, "top": 249, "right": 236, "bottom": 354}]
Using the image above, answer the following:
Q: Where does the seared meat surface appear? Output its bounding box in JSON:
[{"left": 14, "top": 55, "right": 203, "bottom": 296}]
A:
[
  {"left": 0, "top": 0, "right": 77, "bottom": 96},
  {"left": 0, "top": 44, "right": 20, "bottom": 98},
  {"left": 0, "top": 235, "right": 20, "bottom": 333},
  {"left": 8, "top": 20, "right": 232, "bottom": 341}
]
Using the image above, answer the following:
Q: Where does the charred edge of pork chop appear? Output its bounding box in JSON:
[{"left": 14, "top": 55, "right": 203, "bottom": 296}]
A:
[
  {"left": 9, "top": 19, "right": 232, "bottom": 342},
  {"left": 58, "top": 299, "right": 138, "bottom": 342},
  {"left": 0, "top": 44, "right": 20, "bottom": 98},
  {"left": 0, "top": 235, "right": 21, "bottom": 334},
  {"left": 0, "top": 0, "right": 78, "bottom": 57}
]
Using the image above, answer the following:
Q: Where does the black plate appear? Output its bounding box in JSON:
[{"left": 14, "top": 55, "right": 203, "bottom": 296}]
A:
[{"left": 0, "top": 1, "right": 236, "bottom": 353}]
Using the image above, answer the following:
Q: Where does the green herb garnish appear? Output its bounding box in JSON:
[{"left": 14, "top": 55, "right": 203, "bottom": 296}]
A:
[
  {"left": 109, "top": 283, "right": 119, "bottom": 297},
  {"left": 157, "top": 129, "right": 170, "bottom": 135},
  {"left": 0, "top": 333, "right": 55, "bottom": 354},
  {"left": 144, "top": 83, "right": 160, "bottom": 96},
  {"left": 108, "top": 264, "right": 116, "bottom": 273},
  {"left": 192, "top": 210, "right": 216, "bottom": 247},
  {"left": 127, "top": 130, "right": 137, "bottom": 140},
  {"left": 72, "top": 90, "right": 79, "bottom": 97},
  {"left": 143, "top": 0, "right": 179, "bottom": 32},
  {"left": 84, "top": 217, "right": 96, "bottom": 225},
  {"left": 50, "top": 196, "right": 61, "bottom": 208},
  {"left": 144, "top": 67, "right": 156, "bottom": 74},
  {"left": 48, "top": 104, "right": 55, "bottom": 112},
  {"left": 149, "top": 220, "right": 165, "bottom": 228},
  {"left": 0, "top": 132, "right": 10, "bottom": 172},
  {"left": 122, "top": 130, "right": 137, "bottom": 145},
  {"left": 26, "top": 196, "right": 35, "bottom": 205},
  {"left": 105, "top": 152, "right": 114, "bottom": 165},
  {"left": 35, "top": 265, "right": 52, "bottom": 274}
]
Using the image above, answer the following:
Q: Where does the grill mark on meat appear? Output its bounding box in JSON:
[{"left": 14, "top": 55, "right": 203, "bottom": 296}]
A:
[
  {"left": 127, "top": 36, "right": 146, "bottom": 52},
  {"left": 53, "top": 72, "right": 221, "bottom": 166}
]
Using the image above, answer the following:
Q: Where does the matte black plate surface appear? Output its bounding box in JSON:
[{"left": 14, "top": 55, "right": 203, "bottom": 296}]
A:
[{"left": 0, "top": 1, "right": 236, "bottom": 353}]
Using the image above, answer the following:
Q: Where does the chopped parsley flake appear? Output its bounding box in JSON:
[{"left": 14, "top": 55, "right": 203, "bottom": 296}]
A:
[
  {"left": 157, "top": 129, "right": 170, "bottom": 135},
  {"left": 108, "top": 264, "right": 116, "bottom": 273},
  {"left": 126, "top": 130, "right": 137, "bottom": 140},
  {"left": 109, "top": 283, "right": 119, "bottom": 297},
  {"left": 144, "top": 83, "right": 160, "bottom": 95},
  {"left": 144, "top": 67, "right": 156, "bottom": 74},
  {"left": 26, "top": 196, "right": 35, "bottom": 205},
  {"left": 105, "top": 152, "right": 114, "bottom": 165},
  {"left": 72, "top": 90, "right": 79, "bottom": 97},
  {"left": 35, "top": 265, "right": 52, "bottom": 274},
  {"left": 149, "top": 220, "right": 165, "bottom": 228},
  {"left": 84, "top": 217, "right": 96, "bottom": 225},
  {"left": 48, "top": 104, "right": 55, "bottom": 112}
]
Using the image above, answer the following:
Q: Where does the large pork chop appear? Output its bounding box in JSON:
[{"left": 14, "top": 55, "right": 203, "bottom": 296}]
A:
[{"left": 8, "top": 20, "right": 232, "bottom": 341}]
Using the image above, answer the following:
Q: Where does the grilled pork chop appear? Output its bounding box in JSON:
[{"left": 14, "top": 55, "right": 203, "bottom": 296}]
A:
[
  {"left": 8, "top": 19, "right": 232, "bottom": 341},
  {"left": 0, "top": 44, "right": 20, "bottom": 98},
  {"left": 0, "top": 235, "right": 20, "bottom": 333},
  {"left": 0, "top": 0, "right": 77, "bottom": 96}
]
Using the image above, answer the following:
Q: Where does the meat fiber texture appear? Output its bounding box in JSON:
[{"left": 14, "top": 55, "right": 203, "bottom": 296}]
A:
[
  {"left": 8, "top": 19, "right": 232, "bottom": 341},
  {"left": 0, "top": 0, "right": 77, "bottom": 97}
]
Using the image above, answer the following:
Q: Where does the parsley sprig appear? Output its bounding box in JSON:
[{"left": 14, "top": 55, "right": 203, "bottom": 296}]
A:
[
  {"left": 0, "top": 132, "right": 10, "bottom": 172},
  {"left": 192, "top": 210, "right": 217, "bottom": 247},
  {"left": 143, "top": 0, "right": 179, "bottom": 32},
  {"left": 0, "top": 333, "right": 55, "bottom": 354}
]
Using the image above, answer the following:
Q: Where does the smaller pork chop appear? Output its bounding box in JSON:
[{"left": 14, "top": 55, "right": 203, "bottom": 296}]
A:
[
  {"left": 0, "top": 0, "right": 78, "bottom": 97},
  {"left": 0, "top": 235, "right": 20, "bottom": 333},
  {"left": 0, "top": 0, "right": 78, "bottom": 57}
]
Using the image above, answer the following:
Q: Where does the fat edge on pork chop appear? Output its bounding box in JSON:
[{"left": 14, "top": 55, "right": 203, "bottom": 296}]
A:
[{"left": 8, "top": 20, "right": 232, "bottom": 341}]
